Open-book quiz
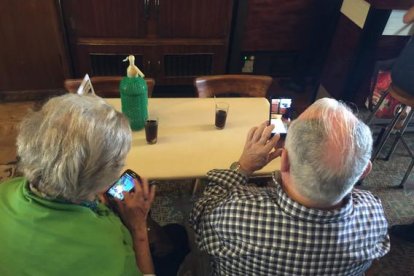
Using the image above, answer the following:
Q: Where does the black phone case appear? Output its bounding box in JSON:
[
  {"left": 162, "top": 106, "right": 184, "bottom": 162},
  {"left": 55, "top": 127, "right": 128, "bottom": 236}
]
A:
[{"left": 105, "top": 169, "right": 141, "bottom": 198}]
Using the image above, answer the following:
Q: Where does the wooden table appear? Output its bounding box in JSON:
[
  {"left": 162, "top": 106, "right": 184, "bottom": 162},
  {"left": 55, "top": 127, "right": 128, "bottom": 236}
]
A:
[{"left": 107, "top": 98, "right": 281, "bottom": 180}]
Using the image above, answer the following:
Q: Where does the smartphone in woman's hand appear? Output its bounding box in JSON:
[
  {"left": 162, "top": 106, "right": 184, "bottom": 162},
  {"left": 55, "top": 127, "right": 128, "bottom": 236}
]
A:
[{"left": 106, "top": 169, "right": 141, "bottom": 200}]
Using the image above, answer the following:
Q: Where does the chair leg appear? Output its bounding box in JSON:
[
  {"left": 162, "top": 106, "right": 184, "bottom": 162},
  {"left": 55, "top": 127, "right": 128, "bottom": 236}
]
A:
[
  {"left": 398, "top": 137, "right": 414, "bottom": 188},
  {"left": 373, "top": 127, "right": 386, "bottom": 148},
  {"left": 371, "top": 104, "right": 406, "bottom": 161},
  {"left": 384, "top": 108, "right": 414, "bottom": 160},
  {"left": 366, "top": 89, "right": 390, "bottom": 125},
  {"left": 192, "top": 178, "right": 201, "bottom": 197}
]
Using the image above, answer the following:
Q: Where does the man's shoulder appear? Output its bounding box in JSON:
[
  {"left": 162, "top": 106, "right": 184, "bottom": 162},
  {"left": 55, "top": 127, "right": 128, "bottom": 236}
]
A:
[{"left": 351, "top": 188, "right": 383, "bottom": 207}]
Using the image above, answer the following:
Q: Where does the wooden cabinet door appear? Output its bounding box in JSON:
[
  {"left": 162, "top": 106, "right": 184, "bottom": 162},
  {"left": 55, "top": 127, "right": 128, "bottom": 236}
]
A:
[
  {"left": 157, "top": 0, "right": 233, "bottom": 38},
  {"left": 155, "top": 44, "right": 227, "bottom": 85},
  {"left": 73, "top": 44, "right": 155, "bottom": 78},
  {"left": 61, "top": 0, "right": 147, "bottom": 38},
  {"left": 0, "top": 0, "right": 69, "bottom": 91}
]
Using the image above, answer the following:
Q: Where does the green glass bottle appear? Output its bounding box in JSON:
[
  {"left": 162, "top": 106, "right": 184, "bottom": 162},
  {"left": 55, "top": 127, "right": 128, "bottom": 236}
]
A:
[{"left": 120, "top": 55, "right": 148, "bottom": 131}]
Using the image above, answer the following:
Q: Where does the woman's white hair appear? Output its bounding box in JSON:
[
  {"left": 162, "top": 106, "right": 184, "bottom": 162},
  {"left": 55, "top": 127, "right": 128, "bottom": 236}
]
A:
[
  {"left": 17, "top": 94, "right": 132, "bottom": 202},
  {"left": 285, "top": 98, "right": 372, "bottom": 205}
]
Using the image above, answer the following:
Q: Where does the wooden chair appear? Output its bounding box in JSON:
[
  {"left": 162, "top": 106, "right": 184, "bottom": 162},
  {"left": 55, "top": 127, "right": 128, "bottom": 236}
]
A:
[
  {"left": 194, "top": 74, "right": 273, "bottom": 98},
  {"left": 64, "top": 76, "right": 155, "bottom": 98}
]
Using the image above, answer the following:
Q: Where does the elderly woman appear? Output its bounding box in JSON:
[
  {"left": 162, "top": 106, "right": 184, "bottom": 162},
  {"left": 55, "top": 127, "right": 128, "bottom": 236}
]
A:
[{"left": 0, "top": 94, "right": 156, "bottom": 275}]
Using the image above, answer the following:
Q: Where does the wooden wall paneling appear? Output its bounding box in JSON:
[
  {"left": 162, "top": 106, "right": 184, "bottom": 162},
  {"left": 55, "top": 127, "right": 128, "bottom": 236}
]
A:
[
  {"left": 60, "top": 0, "right": 146, "bottom": 38},
  {"left": 242, "top": 0, "right": 318, "bottom": 51},
  {"left": 157, "top": 0, "right": 233, "bottom": 39},
  {"left": 301, "top": 0, "right": 344, "bottom": 78},
  {"left": 319, "top": 15, "right": 362, "bottom": 100},
  {"left": 0, "top": 0, "right": 70, "bottom": 94}
]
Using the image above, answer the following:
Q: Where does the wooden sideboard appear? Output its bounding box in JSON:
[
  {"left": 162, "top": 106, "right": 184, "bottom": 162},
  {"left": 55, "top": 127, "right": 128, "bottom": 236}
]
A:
[{"left": 61, "top": 0, "right": 233, "bottom": 86}]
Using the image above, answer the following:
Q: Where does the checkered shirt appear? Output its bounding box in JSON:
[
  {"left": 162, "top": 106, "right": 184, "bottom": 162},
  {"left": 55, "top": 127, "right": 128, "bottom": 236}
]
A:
[{"left": 189, "top": 169, "right": 390, "bottom": 276}]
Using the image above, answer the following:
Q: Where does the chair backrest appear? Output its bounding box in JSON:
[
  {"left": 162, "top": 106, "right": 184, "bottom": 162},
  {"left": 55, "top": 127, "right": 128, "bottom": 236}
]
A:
[
  {"left": 64, "top": 76, "right": 155, "bottom": 98},
  {"left": 194, "top": 74, "right": 273, "bottom": 98}
]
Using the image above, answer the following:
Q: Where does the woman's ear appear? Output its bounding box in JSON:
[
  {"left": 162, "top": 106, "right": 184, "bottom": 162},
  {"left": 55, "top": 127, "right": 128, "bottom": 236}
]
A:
[{"left": 281, "top": 149, "right": 290, "bottom": 173}]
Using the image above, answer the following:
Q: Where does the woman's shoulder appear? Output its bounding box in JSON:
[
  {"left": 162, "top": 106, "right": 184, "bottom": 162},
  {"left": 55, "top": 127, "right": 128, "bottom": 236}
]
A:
[
  {"left": 0, "top": 176, "right": 26, "bottom": 185},
  {"left": 0, "top": 177, "right": 27, "bottom": 195}
]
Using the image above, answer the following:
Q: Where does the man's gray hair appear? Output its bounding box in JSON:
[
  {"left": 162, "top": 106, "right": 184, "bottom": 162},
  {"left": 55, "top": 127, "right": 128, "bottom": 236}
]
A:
[
  {"left": 285, "top": 98, "right": 372, "bottom": 205},
  {"left": 17, "top": 94, "right": 132, "bottom": 202}
]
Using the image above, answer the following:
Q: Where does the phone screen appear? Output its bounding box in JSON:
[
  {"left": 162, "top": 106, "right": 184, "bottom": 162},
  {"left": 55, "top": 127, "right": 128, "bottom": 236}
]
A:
[
  {"left": 269, "top": 98, "right": 292, "bottom": 137},
  {"left": 106, "top": 170, "right": 138, "bottom": 200}
]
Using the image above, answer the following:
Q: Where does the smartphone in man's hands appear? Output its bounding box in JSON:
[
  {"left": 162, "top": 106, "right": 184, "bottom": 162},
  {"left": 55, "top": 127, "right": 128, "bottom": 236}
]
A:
[
  {"left": 106, "top": 169, "right": 141, "bottom": 200},
  {"left": 269, "top": 97, "right": 292, "bottom": 138}
]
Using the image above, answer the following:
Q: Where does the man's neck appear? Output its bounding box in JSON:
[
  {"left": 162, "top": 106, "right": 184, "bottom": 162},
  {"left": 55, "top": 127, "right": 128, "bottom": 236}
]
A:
[{"left": 280, "top": 176, "right": 344, "bottom": 211}]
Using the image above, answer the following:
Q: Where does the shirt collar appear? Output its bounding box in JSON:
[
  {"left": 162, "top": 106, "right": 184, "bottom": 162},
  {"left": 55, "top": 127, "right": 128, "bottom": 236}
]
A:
[
  {"left": 28, "top": 182, "right": 101, "bottom": 213},
  {"left": 271, "top": 172, "right": 354, "bottom": 223}
]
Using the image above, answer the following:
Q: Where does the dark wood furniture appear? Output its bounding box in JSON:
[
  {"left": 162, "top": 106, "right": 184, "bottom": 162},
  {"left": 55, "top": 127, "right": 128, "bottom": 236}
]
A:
[
  {"left": 60, "top": 0, "right": 233, "bottom": 86},
  {"left": 0, "top": 0, "right": 70, "bottom": 101},
  {"left": 64, "top": 76, "right": 155, "bottom": 98},
  {"left": 195, "top": 74, "right": 272, "bottom": 98}
]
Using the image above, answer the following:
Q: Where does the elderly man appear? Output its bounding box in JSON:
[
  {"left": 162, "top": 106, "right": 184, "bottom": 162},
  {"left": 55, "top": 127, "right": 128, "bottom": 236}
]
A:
[{"left": 190, "top": 98, "right": 390, "bottom": 275}]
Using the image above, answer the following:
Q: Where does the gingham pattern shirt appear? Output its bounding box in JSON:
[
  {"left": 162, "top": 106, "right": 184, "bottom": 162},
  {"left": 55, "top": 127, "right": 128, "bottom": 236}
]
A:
[{"left": 189, "top": 169, "right": 390, "bottom": 276}]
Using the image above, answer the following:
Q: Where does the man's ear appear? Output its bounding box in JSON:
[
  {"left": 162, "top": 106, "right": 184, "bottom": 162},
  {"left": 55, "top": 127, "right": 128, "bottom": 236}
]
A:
[
  {"left": 360, "top": 161, "right": 372, "bottom": 180},
  {"left": 281, "top": 149, "right": 290, "bottom": 173}
]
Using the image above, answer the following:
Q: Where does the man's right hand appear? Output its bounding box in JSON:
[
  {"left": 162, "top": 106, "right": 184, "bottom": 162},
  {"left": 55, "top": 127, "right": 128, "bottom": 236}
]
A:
[{"left": 238, "top": 121, "right": 283, "bottom": 175}]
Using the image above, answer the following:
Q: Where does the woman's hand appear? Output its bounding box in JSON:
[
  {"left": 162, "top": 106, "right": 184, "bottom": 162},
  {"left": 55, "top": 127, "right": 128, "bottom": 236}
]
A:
[
  {"left": 112, "top": 177, "right": 156, "bottom": 232},
  {"left": 238, "top": 121, "right": 283, "bottom": 174},
  {"left": 111, "top": 178, "right": 156, "bottom": 274}
]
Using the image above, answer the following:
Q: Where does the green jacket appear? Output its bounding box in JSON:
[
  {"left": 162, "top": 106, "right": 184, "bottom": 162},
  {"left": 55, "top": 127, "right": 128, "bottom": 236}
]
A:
[{"left": 0, "top": 177, "right": 141, "bottom": 276}]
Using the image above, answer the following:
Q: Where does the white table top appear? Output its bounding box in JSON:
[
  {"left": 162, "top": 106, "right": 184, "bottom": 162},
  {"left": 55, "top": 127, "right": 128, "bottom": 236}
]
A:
[{"left": 107, "top": 98, "right": 280, "bottom": 180}]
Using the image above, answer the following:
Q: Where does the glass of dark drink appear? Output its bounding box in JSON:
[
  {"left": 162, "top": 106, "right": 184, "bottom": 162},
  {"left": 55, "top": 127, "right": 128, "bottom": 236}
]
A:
[
  {"left": 145, "top": 117, "right": 158, "bottom": 144},
  {"left": 215, "top": 102, "right": 229, "bottom": 129}
]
